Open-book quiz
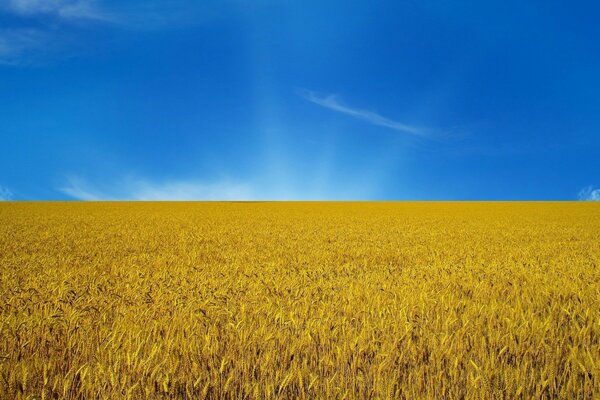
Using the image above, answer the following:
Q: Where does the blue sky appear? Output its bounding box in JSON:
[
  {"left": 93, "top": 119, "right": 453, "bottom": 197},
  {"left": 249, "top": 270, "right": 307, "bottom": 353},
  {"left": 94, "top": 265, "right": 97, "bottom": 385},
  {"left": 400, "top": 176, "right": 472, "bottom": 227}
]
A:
[{"left": 0, "top": 0, "right": 599, "bottom": 200}]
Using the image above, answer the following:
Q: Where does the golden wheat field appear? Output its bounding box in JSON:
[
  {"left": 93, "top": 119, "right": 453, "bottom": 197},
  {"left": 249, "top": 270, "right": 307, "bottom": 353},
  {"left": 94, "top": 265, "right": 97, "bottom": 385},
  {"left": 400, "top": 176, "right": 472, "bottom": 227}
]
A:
[{"left": 0, "top": 202, "right": 599, "bottom": 399}]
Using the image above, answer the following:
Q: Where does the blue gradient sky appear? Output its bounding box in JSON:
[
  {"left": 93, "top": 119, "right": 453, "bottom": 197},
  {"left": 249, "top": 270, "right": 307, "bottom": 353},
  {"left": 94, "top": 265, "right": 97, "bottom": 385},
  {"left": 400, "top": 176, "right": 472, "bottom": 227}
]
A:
[{"left": 1, "top": 0, "right": 599, "bottom": 200}]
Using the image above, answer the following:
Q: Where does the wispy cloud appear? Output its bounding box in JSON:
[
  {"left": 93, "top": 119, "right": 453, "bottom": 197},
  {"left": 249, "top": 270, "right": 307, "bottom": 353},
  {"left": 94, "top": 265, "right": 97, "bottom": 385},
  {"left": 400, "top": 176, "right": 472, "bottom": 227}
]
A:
[
  {"left": 0, "top": 185, "right": 13, "bottom": 201},
  {"left": 0, "top": 28, "right": 55, "bottom": 65},
  {"left": 0, "top": 1, "right": 219, "bottom": 65},
  {"left": 4, "top": 0, "right": 110, "bottom": 21},
  {"left": 0, "top": 0, "right": 111, "bottom": 64},
  {"left": 578, "top": 185, "right": 600, "bottom": 201},
  {"left": 59, "top": 176, "right": 255, "bottom": 201},
  {"left": 299, "top": 89, "right": 427, "bottom": 136},
  {"left": 2, "top": 1, "right": 224, "bottom": 28}
]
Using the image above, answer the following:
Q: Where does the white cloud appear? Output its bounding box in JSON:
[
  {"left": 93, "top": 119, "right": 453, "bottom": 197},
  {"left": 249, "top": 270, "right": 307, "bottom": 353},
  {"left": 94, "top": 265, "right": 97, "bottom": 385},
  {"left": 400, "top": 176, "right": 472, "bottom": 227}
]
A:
[
  {"left": 3, "top": 1, "right": 223, "bottom": 28},
  {"left": 0, "top": 28, "right": 52, "bottom": 65},
  {"left": 0, "top": 186, "right": 13, "bottom": 201},
  {"left": 0, "top": 0, "right": 111, "bottom": 64},
  {"left": 299, "top": 89, "right": 427, "bottom": 136},
  {"left": 59, "top": 177, "right": 103, "bottom": 200},
  {"left": 578, "top": 185, "right": 600, "bottom": 201},
  {"left": 0, "top": 1, "right": 220, "bottom": 64},
  {"left": 59, "top": 176, "right": 256, "bottom": 201},
  {"left": 5, "top": 0, "right": 109, "bottom": 20}
]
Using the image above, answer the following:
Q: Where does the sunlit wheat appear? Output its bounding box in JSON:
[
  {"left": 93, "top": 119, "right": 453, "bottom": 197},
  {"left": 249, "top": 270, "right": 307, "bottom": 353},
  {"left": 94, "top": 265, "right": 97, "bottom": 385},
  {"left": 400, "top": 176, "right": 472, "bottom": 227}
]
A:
[{"left": 0, "top": 202, "right": 598, "bottom": 398}]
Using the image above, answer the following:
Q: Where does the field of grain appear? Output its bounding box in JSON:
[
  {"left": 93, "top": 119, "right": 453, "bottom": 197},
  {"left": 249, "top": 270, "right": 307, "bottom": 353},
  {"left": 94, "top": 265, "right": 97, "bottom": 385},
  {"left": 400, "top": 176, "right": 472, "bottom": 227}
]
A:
[{"left": 0, "top": 202, "right": 599, "bottom": 399}]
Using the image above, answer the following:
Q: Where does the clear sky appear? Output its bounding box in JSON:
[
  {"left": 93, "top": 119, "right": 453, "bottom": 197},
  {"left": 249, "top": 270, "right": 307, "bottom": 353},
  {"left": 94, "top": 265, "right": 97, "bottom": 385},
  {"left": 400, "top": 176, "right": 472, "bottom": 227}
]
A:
[{"left": 1, "top": 0, "right": 599, "bottom": 201}]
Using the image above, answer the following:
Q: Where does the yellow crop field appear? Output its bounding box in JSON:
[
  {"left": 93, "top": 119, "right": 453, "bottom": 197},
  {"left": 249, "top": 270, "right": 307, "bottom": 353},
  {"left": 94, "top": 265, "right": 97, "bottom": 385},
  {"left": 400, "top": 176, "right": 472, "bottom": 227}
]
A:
[{"left": 1, "top": 202, "right": 599, "bottom": 399}]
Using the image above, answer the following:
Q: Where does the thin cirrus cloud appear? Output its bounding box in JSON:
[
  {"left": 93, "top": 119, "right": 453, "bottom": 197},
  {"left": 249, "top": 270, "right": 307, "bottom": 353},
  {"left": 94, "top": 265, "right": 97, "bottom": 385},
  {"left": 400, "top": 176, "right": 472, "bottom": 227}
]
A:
[
  {"left": 59, "top": 176, "right": 256, "bottom": 201},
  {"left": 0, "top": 0, "right": 111, "bottom": 64},
  {"left": 0, "top": 27, "right": 71, "bottom": 66},
  {"left": 3, "top": 0, "right": 110, "bottom": 20},
  {"left": 0, "top": 28, "right": 46, "bottom": 65},
  {"left": 0, "top": 185, "right": 13, "bottom": 201},
  {"left": 578, "top": 185, "right": 600, "bottom": 201},
  {"left": 0, "top": 1, "right": 221, "bottom": 64},
  {"left": 2, "top": 0, "right": 227, "bottom": 26},
  {"left": 299, "top": 89, "right": 427, "bottom": 137}
]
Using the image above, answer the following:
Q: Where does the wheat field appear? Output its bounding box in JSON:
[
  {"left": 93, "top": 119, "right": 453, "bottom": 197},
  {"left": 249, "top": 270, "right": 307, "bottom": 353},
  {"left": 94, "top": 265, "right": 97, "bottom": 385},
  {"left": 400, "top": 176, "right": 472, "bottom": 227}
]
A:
[{"left": 0, "top": 202, "right": 599, "bottom": 399}]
